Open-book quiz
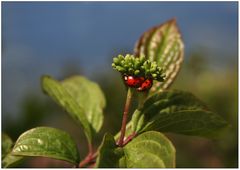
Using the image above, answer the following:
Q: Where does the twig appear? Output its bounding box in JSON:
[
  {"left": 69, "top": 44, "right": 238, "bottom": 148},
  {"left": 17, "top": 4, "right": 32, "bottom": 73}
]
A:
[
  {"left": 117, "top": 88, "right": 133, "bottom": 147},
  {"left": 123, "top": 132, "right": 137, "bottom": 146}
]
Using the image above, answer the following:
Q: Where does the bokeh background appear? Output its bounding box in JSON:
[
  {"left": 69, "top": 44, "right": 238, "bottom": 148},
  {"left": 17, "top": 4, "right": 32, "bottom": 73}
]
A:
[{"left": 2, "top": 1, "right": 238, "bottom": 168}]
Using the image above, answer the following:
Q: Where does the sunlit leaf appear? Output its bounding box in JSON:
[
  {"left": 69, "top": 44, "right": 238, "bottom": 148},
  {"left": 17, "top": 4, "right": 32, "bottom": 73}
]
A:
[
  {"left": 12, "top": 127, "right": 80, "bottom": 165},
  {"left": 124, "top": 131, "right": 175, "bottom": 168},
  {"left": 134, "top": 18, "right": 184, "bottom": 93},
  {"left": 62, "top": 76, "right": 105, "bottom": 133},
  {"left": 132, "top": 90, "right": 229, "bottom": 138},
  {"left": 41, "top": 75, "right": 92, "bottom": 143}
]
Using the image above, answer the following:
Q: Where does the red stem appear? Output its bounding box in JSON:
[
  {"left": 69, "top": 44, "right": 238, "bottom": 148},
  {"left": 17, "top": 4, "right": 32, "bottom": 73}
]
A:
[
  {"left": 123, "top": 132, "right": 137, "bottom": 146},
  {"left": 78, "top": 143, "right": 95, "bottom": 167},
  {"left": 117, "top": 88, "right": 133, "bottom": 147},
  {"left": 78, "top": 150, "right": 98, "bottom": 167},
  {"left": 88, "top": 143, "right": 93, "bottom": 155}
]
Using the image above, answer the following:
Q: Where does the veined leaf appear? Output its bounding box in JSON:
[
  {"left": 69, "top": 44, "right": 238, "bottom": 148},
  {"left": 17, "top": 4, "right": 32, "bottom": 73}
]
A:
[
  {"left": 62, "top": 76, "right": 106, "bottom": 133},
  {"left": 132, "top": 90, "right": 229, "bottom": 138},
  {"left": 124, "top": 131, "right": 175, "bottom": 168},
  {"left": 96, "top": 131, "right": 175, "bottom": 168},
  {"left": 12, "top": 127, "right": 80, "bottom": 165},
  {"left": 41, "top": 75, "right": 92, "bottom": 143},
  {"left": 134, "top": 18, "right": 184, "bottom": 93}
]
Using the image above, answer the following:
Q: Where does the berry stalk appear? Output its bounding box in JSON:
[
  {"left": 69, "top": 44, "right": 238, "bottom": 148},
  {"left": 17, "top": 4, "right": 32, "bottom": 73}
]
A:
[{"left": 117, "top": 88, "right": 133, "bottom": 147}]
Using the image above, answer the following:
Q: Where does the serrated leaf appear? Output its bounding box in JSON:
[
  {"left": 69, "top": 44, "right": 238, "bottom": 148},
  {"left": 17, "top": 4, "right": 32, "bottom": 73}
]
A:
[
  {"left": 2, "top": 153, "right": 23, "bottom": 168},
  {"left": 12, "top": 127, "right": 80, "bottom": 165},
  {"left": 134, "top": 19, "right": 184, "bottom": 92},
  {"left": 41, "top": 75, "right": 92, "bottom": 143},
  {"left": 124, "top": 131, "right": 175, "bottom": 168},
  {"left": 132, "top": 90, "right": 229, "bottom": 138},
  {"left": 2, "top": 133, "right": 13, "bottom": 159},
  {"left": 96, "top": 133, "right": 125, "bottom": 168},
  {"left": 61, "top": 76, "right": 105, "bottom": 133},
  {"left": 97, "top": 131, "right": 175, "bottom": 168}
]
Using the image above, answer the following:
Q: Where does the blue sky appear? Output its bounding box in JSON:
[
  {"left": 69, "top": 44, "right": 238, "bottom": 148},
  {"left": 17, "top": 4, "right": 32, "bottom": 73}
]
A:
[{"left": 2, "top": 2, "right": 238, "bottom": 117}]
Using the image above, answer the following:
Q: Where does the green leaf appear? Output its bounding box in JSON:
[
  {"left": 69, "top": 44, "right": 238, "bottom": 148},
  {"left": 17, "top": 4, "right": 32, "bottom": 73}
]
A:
[
  {"left": 41, "top": 75, "right": 92, "bottom": 143},
  {"left": 2, "top": 153, "right": 23, "bottom": 168},
  {"left": 134, "top": 18, "right": 184, "bottom": 93},
  {"left": 2, "top": 133, "right": 24, "bottom": 168},
  {"left": 61, "top": 76, "right": 106, "bottom": 133},
  {"left": 2, "top": 133, "right": 13, "bottom": 159},
  {"left": 96, "top": 133, "right": 125, "bottom": 168},
  {"left": 12, "top": 127, "right": 80, "bottom": 165},
  {"left": 132, "top": 90, "right": 229, "bottom": 138},
  {"left": 97, "top": 131, "right": 175, "bottom": 168},
  {"left": 124, "top": 131, "right": 175, "bottom": 168}
]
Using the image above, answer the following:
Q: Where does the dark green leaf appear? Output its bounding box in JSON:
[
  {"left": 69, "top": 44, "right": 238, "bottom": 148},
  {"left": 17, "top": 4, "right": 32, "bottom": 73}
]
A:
[
  {"left": 124, "top": 131, "right": 175, "bottom": 168},
  {"left": 41, "top": 75, "right": 92, "bottom": 143},
  {"left": 134, "top": 19, "right": 184, "bottom": 93},
  {"left": 62, "top": 76, "right": 106, "bottom": 133},
  {"left": 2, "top": 133, "right": 13, "bottom": 159},
  {"left": 12, "top": 127, "right": 80, "bottom": 165},
  {"left": 132, "top": 90, "right": 229, "bottom": 138},
  {"left": 96, "top": 133, "right": 125, "bottom": 168}
]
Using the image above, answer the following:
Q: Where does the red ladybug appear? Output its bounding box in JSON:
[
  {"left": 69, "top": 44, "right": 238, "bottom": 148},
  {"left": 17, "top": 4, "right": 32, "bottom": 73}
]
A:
[
  {"left": 137, "top": 79, "right": 153, "bottom": 91},
  {"left": 123, "top": 75, "right": 145, "bottom": 88}
]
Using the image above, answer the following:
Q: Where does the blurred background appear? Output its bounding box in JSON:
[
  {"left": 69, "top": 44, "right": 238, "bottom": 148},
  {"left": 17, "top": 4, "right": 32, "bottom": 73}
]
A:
[{"left": 2, "top": 1, "right": 238, "bottom": 168}]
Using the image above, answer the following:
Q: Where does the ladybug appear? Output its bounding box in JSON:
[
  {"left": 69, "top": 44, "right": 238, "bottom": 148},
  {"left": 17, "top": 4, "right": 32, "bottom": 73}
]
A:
[
  {"left": 137, "top": 79, "right": 153, "bottom": 91},
  {"left": 123, "top": 75, "right": 145, "bottom": 88}
]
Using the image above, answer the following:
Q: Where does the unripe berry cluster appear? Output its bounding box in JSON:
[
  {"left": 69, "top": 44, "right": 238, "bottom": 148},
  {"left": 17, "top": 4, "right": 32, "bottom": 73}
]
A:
[
  {"left": 112, "top": 54, "right": 165, "bottom": 91},
  {"left": 112, "top": 54, "right": 165, "bottom": 81}
]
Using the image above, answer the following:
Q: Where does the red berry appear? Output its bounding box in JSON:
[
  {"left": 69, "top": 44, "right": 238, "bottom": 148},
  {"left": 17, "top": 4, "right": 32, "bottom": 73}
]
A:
[
  {"left": 137, "top": 79, "right": 153, "bottom": 91},
  {"left": 123, "top": 75, "right": 145, "bottom": 88}
]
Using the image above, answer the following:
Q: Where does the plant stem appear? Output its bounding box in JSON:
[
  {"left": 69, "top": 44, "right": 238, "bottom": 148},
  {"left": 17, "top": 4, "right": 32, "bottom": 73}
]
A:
[
  {"left": 88, "top": 142, "right": 93, "bottom": 155},
  {"left": 78, "top": 151, "right": 98, "bottom": 167},
  {"left": 117, "top": 88, "right": 133, "bottom": 147},
  {"left": 78, "top": 143, "right": 94, "bottom": 167},
  {"left": 123, "top": 132, "right": 137, "bottom": 146}
]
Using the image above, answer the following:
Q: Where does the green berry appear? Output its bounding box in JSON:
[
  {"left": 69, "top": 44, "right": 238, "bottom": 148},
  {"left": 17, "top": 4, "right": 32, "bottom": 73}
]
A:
[{"left": 112, "top": 54, "right": 165, "bottom": 82}]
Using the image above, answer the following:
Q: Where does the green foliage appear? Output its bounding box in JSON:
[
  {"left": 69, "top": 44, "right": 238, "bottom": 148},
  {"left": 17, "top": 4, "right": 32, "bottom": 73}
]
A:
[
  {"left": 2, "top": 18, "right": 231, "bottom": 168},
  {"left": 134, "top": 19, "right": 184, "bottom": 93},
  {"left": 97, "top": 131, "right": 175, "bottom": 168},
  {"left": 2, "top": 134, "right": 12, "bottom": 159},
  {"left": 61, "top": 76, "right": 106, "bottom": 133},
  {"left": 2, "top": 133, "right": 23, "bottom": 168},
  {"left": 12, "top": 127, "right": 80, "bottom": 165},
  {"left": 96, "top": 133, "right": 125, "bottom": 168},
  {"left": 132, "top": 90, "right": 229, "bottom": 138},
  {"left": 41, "top": 75, "right": 105, "bottom": 144},
  {"left": 2, "top": 154, "right": 23, "bottom": 168},
  {"left": 124, "top": 131, "right": 175, "bottom": 168}
]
